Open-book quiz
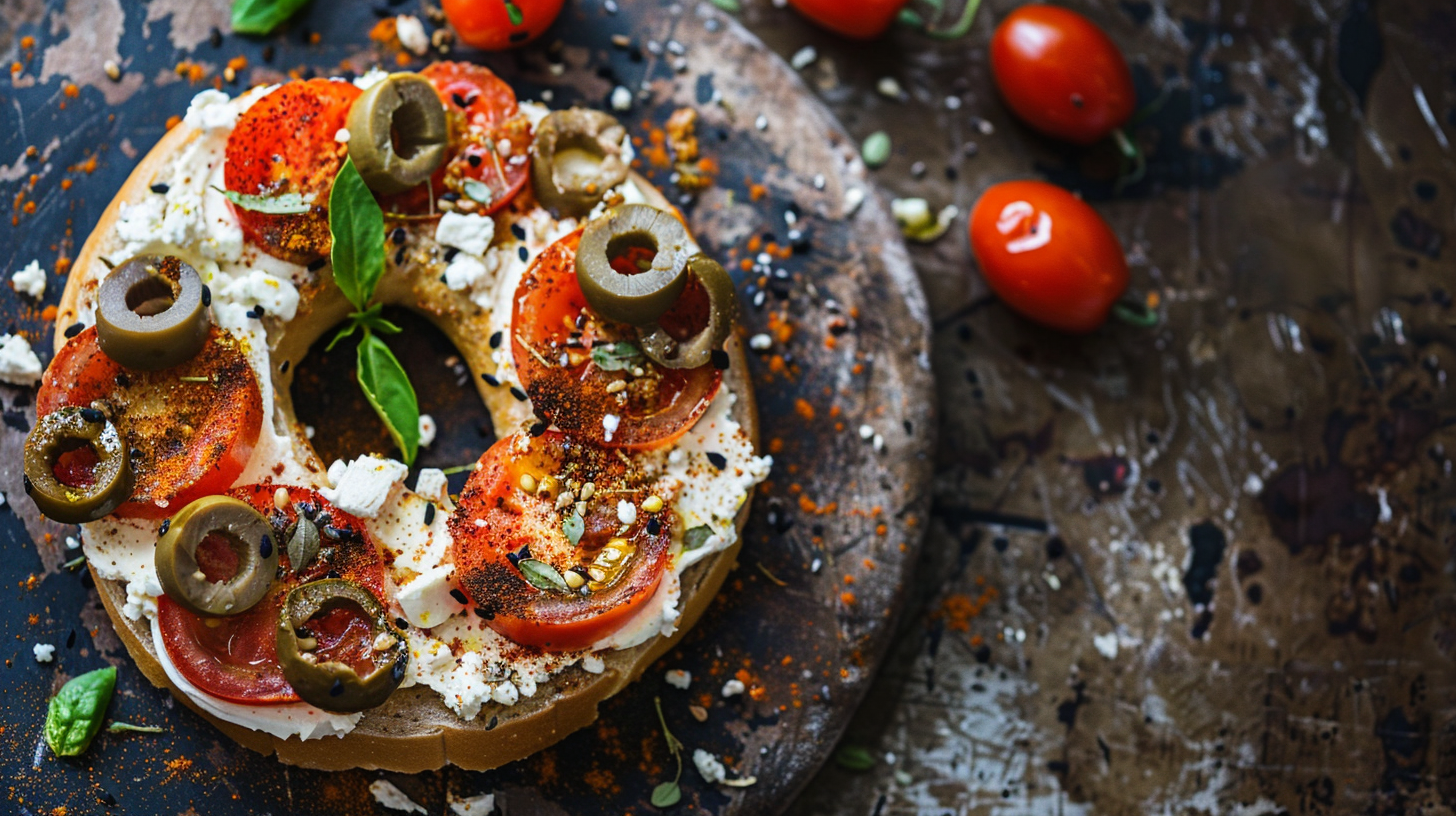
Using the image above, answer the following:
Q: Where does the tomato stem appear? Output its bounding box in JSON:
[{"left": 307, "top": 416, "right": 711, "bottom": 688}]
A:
[
  {"left": 898, "top": 0, "right": 983, "bottom": 39},
  {"left": 1111, "top": 128, "right": 1146, "bottom": 193},
  {"left": 1111, "top": 299, "right": 1159, "bottom": 328}
]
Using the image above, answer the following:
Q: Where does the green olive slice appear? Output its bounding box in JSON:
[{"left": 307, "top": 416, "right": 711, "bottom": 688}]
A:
[
  {"left": 22, "top": 407, "right": 133, "bottom": 524},
  {"left": 531, "top": 108, "right": 629, "bottom": 217},
  {"left": 95, "top": 255, "right": 210, "bottom": 371},
  {"left": 346, "top": 72, "right": 448, "bottom": 195},
  {"left": 276, "top": 579, "right": 409, "bottom": 713},
  {"left": 155, "top": 496, "right": 279, "bottom": 617},
  {"left": 639, "top": 254, "right": 739, "bottom": 369},
  {"left": 576, "top": 204, "right": 693, "bottom": 326}
]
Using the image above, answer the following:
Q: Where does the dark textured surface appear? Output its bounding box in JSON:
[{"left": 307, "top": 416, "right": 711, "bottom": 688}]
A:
[{"left": 0, "top": 2, "right": 932, "bottom": 814}]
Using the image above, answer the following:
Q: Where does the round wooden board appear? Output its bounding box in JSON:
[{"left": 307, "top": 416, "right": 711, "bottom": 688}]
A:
[{"left": 0, "top": 1, "right": 933, "bottom": 814}]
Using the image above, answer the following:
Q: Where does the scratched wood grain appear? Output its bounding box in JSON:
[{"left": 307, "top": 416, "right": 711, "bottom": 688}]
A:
[{"left": 0, "top": 2, "right": 934, "bottom": 814}]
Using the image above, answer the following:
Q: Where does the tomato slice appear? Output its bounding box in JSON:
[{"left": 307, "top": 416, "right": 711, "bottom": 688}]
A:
[
  {"left": 223, "top": 79, "right": 361, "bottom": 263},
  {"left": 36, "top": 327, "right": 262, "bottom": 519},
  {"left": 157, "top": 485, "right": 386, "bottom": 705},
  {"left": 450, "top": 432, "right": 672, "bottom": 651},
  {"left": 379, "top": 62, "right": 531, "bottom": 217},
  {"left": 511, "top": 231, "right": 721, "bottom": 449}
]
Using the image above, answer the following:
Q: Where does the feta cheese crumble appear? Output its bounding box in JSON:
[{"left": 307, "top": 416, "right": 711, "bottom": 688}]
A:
[
  {"left": 414, "top": 468, "right": 448, "bottom": 502},
  {"left": 721, "top": 678, "right": 745, "bottom": 697},
  {"left": 436, "top": 212, "right": 496, "bottom": 257},
  {"left": 12, "top": 260, "right": 45, "bottom": 299},
  {"left": 33, "top": 643, "right": 56, "bottom": 663},
  {"left": 0, "top": 334, "right": 43, "bottom": 386},
  {"left": 610, "top": 85, "right": 632, "bottom": 110},
  {"left": 448, "top": 793, "right": 496, "bottom": 816},
  {"left": 395, "top": 15, "right": 429, "bottom": 56},
  {"left": 664, "top": 669, "right": 691, "bottom": 689},
  {"left": 369, "top": 780, "right": 427, "bottom": 814},
  {"left": 418, "top": 413, "right": 437, "bottom": 448},
  {"left": 693, "top": 749, "right": 727, "bottom": 783},
  {"left": 319, "top": 456, "right": 409, "bottom": 518},
  {"left": 218, "top": 269, "right": 300, "bottom": 321}
]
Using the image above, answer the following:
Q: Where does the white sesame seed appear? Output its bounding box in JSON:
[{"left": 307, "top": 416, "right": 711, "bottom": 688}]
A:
[
  {"left": 749, "top": 333, "right": 772, "bottom": 351},
  {"left": 876, "top": 77, "right": 902, "bottom": 98},
  {"left": 755, "top": 114, "right": 768, "bottom": 131},
  {"left": 873, "top": 433, "right": 885, "bottom": 452},
  {"left": 811, "top": 558, "right": 822, "bottom": 573},
  {"left": 858, "top": 424, "right": 874, "bottom": 440},
  {"left": 790, "top": 46, "right": 817, "bottom": 71},
  {"left": 813, "top": 174, "right": 826, "bottom": 190},
  {"left": 721, "top": 678, "right": 745, "bottom": 697},
  {"left": 944, "top": 95, "right": 962, "bottom": 110},
  {"left": 103, "top": 60, "right": 121, "bottom": 81},
  {"left": 610, "top": 86, "right": 632, "bottom": 111},
  {"left": 756, "top": 252, "right": 772, "bottom": 265},
  {"left": 274, "top": 487, "right": 290, "bottom": 510}
]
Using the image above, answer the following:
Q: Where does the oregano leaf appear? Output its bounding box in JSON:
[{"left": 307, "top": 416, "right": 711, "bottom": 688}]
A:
[
  {"left": 650, "top": 782, "right": 681, "bottom": 808},
  {"left": 682, "top": 525, "right": 714, "bottom": 551},
  {"left": 213, "top": 187, "right": 314, "bottom": 214},
  {"left": 518, "top": 558, "right": 569, "bottom": 592},
  {"left": 591, "top": 341, "right": 643, "bottom": 371}
]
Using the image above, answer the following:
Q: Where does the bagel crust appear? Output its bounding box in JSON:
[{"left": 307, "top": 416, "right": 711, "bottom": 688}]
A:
[{"left": 59, "top": 83, "right": 763, "bottom": 772}]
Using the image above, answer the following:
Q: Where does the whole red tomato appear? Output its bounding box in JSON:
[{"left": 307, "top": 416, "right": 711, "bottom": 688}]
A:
[
  {"left": 787, "top": 0, "right": 908, "bottom": 39},
  {"left": 443, "top": 0, "right": 564, "bottom": 50},
  {"left": 969, "top": 181, "right": 1128, "bottom": 333},
  {"left": 990, "top": 5, "right": 1135, "bottom": 145}
]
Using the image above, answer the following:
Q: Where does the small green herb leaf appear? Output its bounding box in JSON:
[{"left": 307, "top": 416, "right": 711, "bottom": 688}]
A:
[
  {"left": 708, "top": 0, "right": 742, "bottom": 12},
  {"left": 651, "top": 782, "right": 682, "bottom": 808},
  {"left": 62, "top": 555, "right": 87, "bottom": 570},
  {"left": 503, "top": 0, "right": 525, "bottom": 26},
  {"left": 230, "top": 0, "right": 312, "bottom": 35},
  {"left": 861, "top": 131, "right": 891, "bottom": 169},
  {"left": 326, "top": 319, "right": 360, "bottom": 352},
  {"left": 214, "top": 186, "right": 314, "bottom": 214},
  {"left": 834, "top": 744, "right": 876, "bottom": 772},
  {"left": 107, "top": 721, "right": 164, "bottom": 734},
  {"left": 329, "top": 157, "right": 386, "bottom": 312},
  {"left": 591, "top": 341, "right": 643, "bottom": 372},
  {"left": 518, "top": 558, "right": 569, "bottom": 592},
  {"left": 563, "top": 512, "right": 585, "bottom": 546},
  {"left": 356, "top": 333, "right": 421, "bottom": 465},
  {"left": 286, "top": 516, "right": 321, "bottom": 574},
  {"left": 682, "top": 525, "right": 714, "bottom": 551},
  {"left": 44, "top": 667, "right": 117, "bottom": 757},
  {"left": 352, "top": 303, "right": 402, "bottom": 335},
  {"left": 462, "top": 179, "right": 495, "bottom": 206}
]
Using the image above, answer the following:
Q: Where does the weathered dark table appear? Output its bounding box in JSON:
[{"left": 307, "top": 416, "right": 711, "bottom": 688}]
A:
[{"left": 4, "top": 0, "right": 1455, "bottom": 814}]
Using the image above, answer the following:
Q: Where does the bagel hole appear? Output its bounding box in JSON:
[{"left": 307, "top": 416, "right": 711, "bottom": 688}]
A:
[
  {"left": 606, "top": 232, "right": 658, "bottom": 277},
  {"left": 125, "top": 274, "right": 176, "bottom": 317},
  {"left": 291, "top": 307, "right": 496, "bottom": 496},
  {"left": 195, "top": 531, "right": 245, "bottom": 583},
  {"left": 51, "top": 439, "right": 100, "bottom": 488}
]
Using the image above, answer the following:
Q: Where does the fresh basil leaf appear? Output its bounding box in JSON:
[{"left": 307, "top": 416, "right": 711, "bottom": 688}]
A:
[
  {"left": 682, "top": 525, "right": 714, "bottom": 551},
  {"left": 231, "top": 0, "right": 312, "bottom": 35},
  {"left": 329, "top": 157, "right": 386, "bottom": 312},
  {"left": 503, "top": 0, "right": 525, "bottom": 26},
  {"left": 326, "top": 319, "right": 360, "bottom": 352},
  {"left": 107, "top": 722, "right": 164, "bottom": 734},
  {"left": 44, "top": 666, "right": 117, "bottom": 757},
  {"left": 834, "top": 744, "right": 876, "bottom": 772},
  {"left": 287, "top": 516, "right": 321, "bottom": 573},
  {"left": 462, "top": 179, "right": 495, "bottom": 206},
  {"left": 213, "top": 186, "right": 314, "bottom": 214},
  {"left": 563, "top": 511, "right": 584, "bottom": 546},
  {"left": 650, "top": 782, "right": 682, "bottom": 808},
  {"left": 518, "top": 558, "right": 569, "bottom": 592},
  {"left": 356, "top": 333, "right": 421, "bottom": 465},
  {"left": 353, "top": 304, "right": 402, "bottom": 335},
  {"left": 591, "top": 341, "right": 643, "bottom": 372}
]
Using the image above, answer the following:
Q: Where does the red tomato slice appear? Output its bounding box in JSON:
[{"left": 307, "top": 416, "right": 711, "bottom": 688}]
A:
[
  {"left": 442, "top": 0, "right": 564, "bottom": 50},
  {"left": 223, "top": 79, "right": 361, "bottom": 263},
  {"left": 380, "top": 62, "right": 531, "bottom": 217},
  {"left": 36, "top": 326, "right": 262, "bottom": 519},
  {"left": 512, "top": 231, "right": 721, "bottom": 449},
  {"left": 157, "top": 485, "right": 387, "bottom": 705},
  {"left": 451, "top": 432, "right": 672, "bottom": 651}
]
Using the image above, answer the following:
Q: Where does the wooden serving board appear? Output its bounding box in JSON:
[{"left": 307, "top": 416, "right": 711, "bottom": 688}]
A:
[{"left": 0, "top": 1, "right": 934, "bottom": 813}]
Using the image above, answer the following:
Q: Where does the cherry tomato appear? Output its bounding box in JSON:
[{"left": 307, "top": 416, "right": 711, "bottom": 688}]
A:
[
  {"left": 968, "top": 181, "right": 1128, "bottom": 333},
  {"left": 36, "top": 326, "right": 263, "bottom": 519},
  {"left": 224, "top": 79, "right": 361, "bottom": 264},
  {"left": 158, "top": 485, "right": 386, "bottom": 705},
  {"left": 379, "top": 62, "right": 532, "bottom": 218},
  {"left": 787, "top": 0, "right": 908, "bottom": 39},
  {"left": 450, "top": 432, "right": 672, "bottom": 651},
  {"left": 442, "top": 0, "right": 564, "bottom": 50},
  {"left": 512, "top": 230, "right": 721, "bottom": 449},
  {"left": 990, "top": 5, "right": 1135, "bottom": 146}
]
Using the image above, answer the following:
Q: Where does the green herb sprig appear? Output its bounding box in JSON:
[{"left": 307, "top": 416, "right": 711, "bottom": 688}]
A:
[
  {"left": 231, "top": 0, "right": 312, "bottom": 35},
  {"left": 44, "top": 667, "right": 117, "bottom": 757},
  {"left": 328, "top": 158, "right": 421, "bottom": 465},
  {"left": 651, "top": 696, "right": 685, "bottom": 807}
]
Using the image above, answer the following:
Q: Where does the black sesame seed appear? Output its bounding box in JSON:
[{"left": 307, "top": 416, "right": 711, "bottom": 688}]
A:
[
  {"left": 444, "top": 246, "right": 460, "bottom": 262},
  {"left": 159, "top": 519, "right": 171, "bottom": 536},
  {"left": 260, "top": 535, "right": 273, "bottom": 558},
  {"left": 706, "top": 452, "right": 727, "bottom": 470},
  {"left": 424, "top": 503, "right": 436, "bottom": 525},
  {"left": 509, "top": 30, "right": 529, "bottom": 43},
  {"left": 510, "top": 223, "right": 526, "bottom": 240},
  {"left": 329, "top": 679, "right": 344, "bottom": 697},
  {"left": 201, "top": 284, "right": 212, "bottom": 306},
  {"left": 208, "top": 26, "right": 223, "bottom": 47},
  {"left": 711, "top": 349, "right": 730, "bottom": 369},
  {"left": 100, "top": 790, "right": 117, "bottom": 807},
  {"left": 490, "top": 331, "right": 503, "bottom": 348},
  {"left": 150, "top": 183, "right": 170, "bottom": 194},
  {"left": 486, "top": 715, "right": 499, "bottom": 730},
  {"left": 115, "top": 373, "right": 130, "bottom": 388},
  {"left": 481, "top": 372, "right": 500, "bottom": 387},
  {"left": 449, "top": 588, "right": 468, "bottom": 604},
  {"left": 452, "top": 92, "right": 471, "bottom": 108},
  {"left": 529, "top": 421, "right": 546, "bottom": 437},
  {"left": 280, "top": 359, "right": 290, "bottom": 374},
  {"left": 391, "top": 227, "right": 407, "bottom": 245},
  {"left": 468, "top": 153, "right": 482, "bottom": 167},
  {"left": 647, "top": 518, "right": 661, "bottom": 535},
  {"left": 129, "top": 448, "right": 143, "bottom": 460},
  {"left": 441, "top": 191, "right": 461, "bottom": 202},
  {"left": 506, "top": 551, "right": 521, "bottom": 566},
  {"left": 80, "top": 407, "right": 105, "bottom": 423},
  {"left": 395, "top": 617, "right": 409, "bottom": 629},
  {"left": 307, "top": 257, "right": 327, "bottom": 271},
  {"left": 23, "top": 474, "right": 33, "bottom": 494},
  {"left": 510, "top": 386, "right": 528, "bottom": 402},
  {"left": 395, "top": 247, "right": 407, "bottom": 266},
  {"left": 66, "top": 629, "right": 76, "bottom": 648},
  {"left": 518, "top": 246, "right": 529, "bottom": 262},
  {"left": 474, "top": 607, "right": 495, "bottom": 620},
  {"left": 64, "top": 322, "right": 84, "bottom": 338},
  {"left": 391, "top": 654, "right": 407, "bottom": 682}
]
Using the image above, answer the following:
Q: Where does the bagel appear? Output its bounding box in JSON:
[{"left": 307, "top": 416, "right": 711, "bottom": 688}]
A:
[{"left": 45, "top": 71, "right": 765, "bottom": 772}]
